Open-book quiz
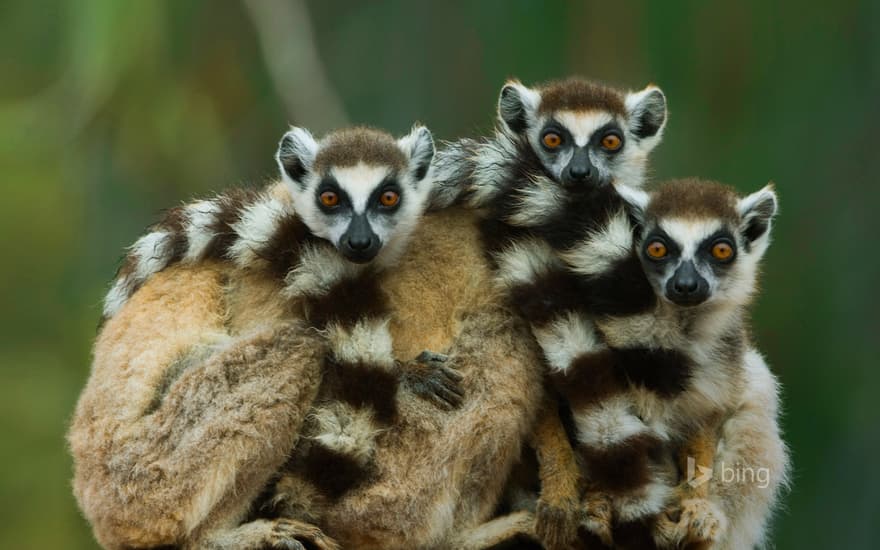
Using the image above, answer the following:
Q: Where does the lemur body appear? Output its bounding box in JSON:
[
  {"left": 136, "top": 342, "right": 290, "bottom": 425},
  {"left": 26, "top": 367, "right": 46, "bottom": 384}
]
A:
[
  {"left": 433, "top": 79, "right": 787, "bottom": 549},
  {"left": 431, "top": 78, "right": 669, "bottom": 547},
  {"left": 547, "top": 179, "right": 786, "bottom": 549},
  {"left": 73, "top": 125, "right": 472, "bottom": 550}
]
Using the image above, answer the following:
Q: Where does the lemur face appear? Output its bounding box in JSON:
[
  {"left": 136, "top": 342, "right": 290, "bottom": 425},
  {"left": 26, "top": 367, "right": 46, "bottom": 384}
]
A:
[
  {"left": 498, "top": 78, "right": 667, "bottom": 190},
  {"left": 620, "top": 180, "right": 778, "bottom": 308},
  {"left": 276, "top": 126, "right": 434, "bottom": 265}
]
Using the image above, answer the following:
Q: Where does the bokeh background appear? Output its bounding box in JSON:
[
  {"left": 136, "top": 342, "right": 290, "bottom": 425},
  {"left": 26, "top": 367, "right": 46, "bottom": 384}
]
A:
[{"left": 1, "top": 1, "right": 877, "bottom": 548}]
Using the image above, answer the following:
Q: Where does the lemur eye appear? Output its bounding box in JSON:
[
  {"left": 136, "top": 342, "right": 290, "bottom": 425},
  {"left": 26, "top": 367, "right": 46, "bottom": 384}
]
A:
[
  {"left": 646, "top": 241, "right": 668, "bottom": 259},
  {"left": 601, "top": 133, "right": 622, "bottom": 151},
  {"left": 542, "top": 132, "right": 562, "bottom": 149},
  {"left": 711, "top": 242, "right": 734, "bottom": 261},
  {"left": 379, "top": 190, "right": 400, "bottom": 207},
  {"left": 319, "top": 191, "right": 339, "bottom": 207}
]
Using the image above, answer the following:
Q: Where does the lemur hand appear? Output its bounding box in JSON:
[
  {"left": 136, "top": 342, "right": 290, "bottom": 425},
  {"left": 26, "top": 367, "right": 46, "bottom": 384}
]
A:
[
  {"left": 653, "top": 491, "right": 727, "bottom": 549},
  {"left": 535, "top": 494, "right": 581, "bottom": 550},
  {"left": 402, "top": 351, "right": 464, "bottom": 410}
]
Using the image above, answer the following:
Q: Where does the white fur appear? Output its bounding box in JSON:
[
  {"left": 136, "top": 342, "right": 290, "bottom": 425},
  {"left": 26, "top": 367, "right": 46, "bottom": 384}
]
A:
[
  {"left": 131, "top": 231, "right": 174, "bottom": 282},
  {"left": 660, "top": 218, "right": 724, "bottom": 260},
  {"left": 552, "top": 111, "right": 615, "bottom": 148},
  {"left": 228, "top": 195, "right": 288, "bottom": 268},
  {"left": 276, "top": 127, "right": 319, "bottom": 189},
  {"left": 327, "top": 317, "right": 395, "bottom": 369},
  {"left": 469, "top": 133, "right": 518, "bottom": 208},
  {"left": 494, "top": 239, "right": 557, "bottom": 287},
  {"left": 183, "top": 200, "right": 222, "bottom": 262},
  {"left": 614, "top": 481, "right": 674, "bottom": 523},
  {"left": 616, "top": 183, "right": 650, "bottom": 214},
  {"left": 533, "top": 311, "right": 602, "bottom": 373},
  {"left": 624, "top": 85, "right": 667, "bottom": 151},
  {"left": 574, "top": 397, "right": 654, "bottom": 449},
  {"left": 506, "top": 176, "right": 566, "bottom": 227},
  {"left": 309, "top": 402, "right": 380, "bottom": 467},
  {"left": 102, "top": 278, "right": 131, "bottom": 318},
  {"left": 283, "top": 243, "right": 363, "bottom": 298},
  {"left": 561, "top": 210, "right": 633, "bottom": 276},
  {"left": 331, "top": 164, "right": 391, "bottom": 215}
]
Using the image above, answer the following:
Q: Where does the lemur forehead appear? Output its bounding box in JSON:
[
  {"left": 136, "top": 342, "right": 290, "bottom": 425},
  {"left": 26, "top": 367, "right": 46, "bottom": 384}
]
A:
[
  {"left": 313, "top": 127, "right": 407, "bottom": 174},
  {"left": 647, "top": 178, "right": 740, "bottom": 223},
  {"left": 536, "top": 78, "right": 627, "bottom": 116}
]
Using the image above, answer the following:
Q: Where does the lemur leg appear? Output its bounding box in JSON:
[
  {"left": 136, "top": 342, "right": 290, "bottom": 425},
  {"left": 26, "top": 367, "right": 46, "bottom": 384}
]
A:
[
  {"left": 653, "top": 428, "right": 727, "bottom": 549},
  {"left": 68, "top": 266, "right": 326, "bottom": 550},
  {"left": 532, "top": 398, "right": 583, "bottom": 550}
]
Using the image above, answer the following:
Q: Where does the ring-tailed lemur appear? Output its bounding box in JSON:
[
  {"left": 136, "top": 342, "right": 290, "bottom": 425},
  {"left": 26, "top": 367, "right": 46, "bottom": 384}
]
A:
[
  {"left": 430, "top": 77, "right": 670, "bottom": 547},
  {"left": 542, "top": 179, "right": 786, "bottom": 550},
  {"left": 99, "top": 125, "right": 463, "bottom": 549}
]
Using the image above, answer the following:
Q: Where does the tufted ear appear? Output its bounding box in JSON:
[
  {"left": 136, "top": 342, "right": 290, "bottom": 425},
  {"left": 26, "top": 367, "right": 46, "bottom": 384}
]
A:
[
  {"left": 625, "top": 84, "right": 667, "bottom": 147},
  {"left": 616, "top": 184, "right": 651, "bottom": 222},
  {"left": 276, "top": 127, "right": 319, "bottom": 188},
  {"left": 398, "top": 125, "right": 435, "bottom": 182},
  {"left": 737, "top": 183, "right": 778, "bottom": 246},
  {"left": 498, "top": 79, "right": 541, "bottom": 134}
]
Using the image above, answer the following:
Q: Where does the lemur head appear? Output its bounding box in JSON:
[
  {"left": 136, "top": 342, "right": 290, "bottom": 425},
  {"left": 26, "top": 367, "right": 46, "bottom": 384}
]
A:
[
  {"left": 276, "top": 125, "right": 435, "bottom": 265},
  {"left": 620, "top": 179, "right": 778, "bottom": 308},
  {"left": 498, "top": 77, "right": 667, "bottom": 190}
]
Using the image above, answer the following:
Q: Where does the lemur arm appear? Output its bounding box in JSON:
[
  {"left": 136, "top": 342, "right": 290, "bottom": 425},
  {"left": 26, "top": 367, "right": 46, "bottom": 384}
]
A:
[
  {"left": 532, "top": 397, "right": 583, "bottom": 550},
  {"left": 706, "top": 348, "right": 790, "bottom": 550},
  {"left": 68, "top": 263, "right": 328, "bottom": 550},
  {"left": 655, "top": 353, "right": 789, "bottom": 550}
]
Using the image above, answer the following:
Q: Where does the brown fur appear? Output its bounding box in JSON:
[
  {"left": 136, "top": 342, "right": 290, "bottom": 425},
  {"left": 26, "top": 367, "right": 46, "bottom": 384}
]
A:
[
  {"left": 646, "top": 178, "right": 740, "bottom": 222},
  {"left": 536, "top": 78, "right": 627, "bottom": 116},
  {"left": 313, "top": 126, "right": 408, "bottom": 174},
  {"left": 532, "top": 400, "right": 584, "bottom": 550},
  {"left": 69, "top": 209, "right": 546, "bottom": 549}
]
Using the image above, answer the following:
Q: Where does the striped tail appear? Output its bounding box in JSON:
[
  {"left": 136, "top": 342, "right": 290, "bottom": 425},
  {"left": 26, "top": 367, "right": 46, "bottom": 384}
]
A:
[{"left": 102, "top": 184, "right": 311, "bottom": 321}]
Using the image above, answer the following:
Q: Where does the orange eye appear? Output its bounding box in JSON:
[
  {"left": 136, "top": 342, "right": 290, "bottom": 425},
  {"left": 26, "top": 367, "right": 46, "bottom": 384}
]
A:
[
  {"left": 379, "top": 190, "right": 400, "bottom": 207},
  {"left": 601, "top": 134, "right": 622, "bottom": 151},
  {"left": 711, "top": 242, "right": 734, "bottom": 261},
  {"left": 542, "top": 132, "right": 562, "bottom": 149},
  {"left": 646, "top": 241, "right": 667, "bottom": 259},
  {"left": 319, "top": 191, "right": 339, "bottom": 207}
]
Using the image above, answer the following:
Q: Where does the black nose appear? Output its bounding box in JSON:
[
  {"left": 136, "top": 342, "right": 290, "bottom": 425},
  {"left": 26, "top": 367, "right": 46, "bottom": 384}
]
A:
[
  {"left": 347, "top": 235, "right": 372, "bottom": 250},
  {"left": 666, "top": 261, "right": 709, "bottom": 306},
  {"left": 673, "top": 276, "right": 698, "bottom": 294},
  {"left": 569, "top": 164, "right": 591, "bottom": 180}
]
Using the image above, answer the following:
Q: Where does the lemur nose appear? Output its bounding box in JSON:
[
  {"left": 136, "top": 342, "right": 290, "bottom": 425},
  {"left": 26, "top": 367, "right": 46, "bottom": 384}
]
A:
[
  {"left": 674, "top": 278, "right": 699, "bottom": 294},
  {"left": 348, "top": 236, "right": 372, "bottom": 250},
  {"left": 570, "top": 165, "right": 590, "bottom": 180}
]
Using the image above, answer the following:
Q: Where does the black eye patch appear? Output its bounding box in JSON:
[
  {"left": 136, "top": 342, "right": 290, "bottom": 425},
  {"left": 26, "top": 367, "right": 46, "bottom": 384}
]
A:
[
  {"left": 540, "top": 121, "right": 573, "bottom": 151},
  {"left": 368, "top": 176, "right": 403, "bottom": 213},
  {"left": 315, "top": 176, "right": 352, "bottom": 213},
  {"left": 590, "top": 122, "right": 625, "bottom": 152},
  {"left": 698, "top": 229, "right": 738, "bottom": 270}
]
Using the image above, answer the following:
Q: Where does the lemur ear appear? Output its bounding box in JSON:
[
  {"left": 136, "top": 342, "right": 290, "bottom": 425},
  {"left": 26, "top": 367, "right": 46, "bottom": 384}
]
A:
[
  {"left": 616, "top": 184, "right": 651, "bottom": 221},
  {"left": 737, "top": 183, "right": 778, "bottom": 244},
  {"left": 498, "top": 80, "right": 541, "bottom": 134},
  {"left": 276, "top": 127, "right": 319, "bottom": 188},
  {"left": 625, "top": 84, "right": 667, "bottom": 144},
  {"left": 398, "top": 125, "right": 435, "bottom": 182}
]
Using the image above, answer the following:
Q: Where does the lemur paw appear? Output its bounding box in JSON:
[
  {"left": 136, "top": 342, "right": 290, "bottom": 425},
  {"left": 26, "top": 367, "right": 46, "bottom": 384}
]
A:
[
  {"left": 653, "top": 498, "right": 726, "bottom": 549},
  {"left": 535, "top": 496, "right": 581, "bottom": 550},
  {"left": 403, "top": 350, "right": 464, "bottom": 410},
  {"left": 581, "top": 492, "right": 614, "bottom": 547},
  {"left": 267, "top": 519, "right": 341, "bottom": 550}
]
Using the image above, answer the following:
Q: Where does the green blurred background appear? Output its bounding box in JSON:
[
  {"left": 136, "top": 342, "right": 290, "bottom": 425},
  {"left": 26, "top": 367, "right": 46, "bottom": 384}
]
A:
[{"left": 1, "top": 1, "right": 877, "bottom": 548}]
